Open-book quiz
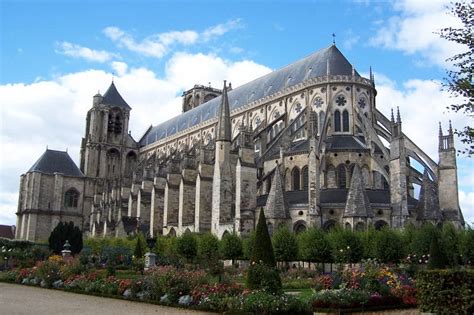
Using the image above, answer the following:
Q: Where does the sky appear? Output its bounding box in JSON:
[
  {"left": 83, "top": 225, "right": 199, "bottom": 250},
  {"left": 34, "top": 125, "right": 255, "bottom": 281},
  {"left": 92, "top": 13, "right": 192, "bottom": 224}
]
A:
[{"left": 0, "top": 0, "right": 472, "bottom": 226}]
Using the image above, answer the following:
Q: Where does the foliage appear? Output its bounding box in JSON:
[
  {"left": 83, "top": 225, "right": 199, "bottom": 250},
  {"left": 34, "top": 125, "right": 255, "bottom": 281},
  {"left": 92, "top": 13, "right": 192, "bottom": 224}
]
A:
[
  {"left": 48, "top": 221, "right": 83, "bottom": 255},
  {"left": 175, "top": 232, "right": 197, "bottom": 263},
  {"left": 242, "top": 231, "right": 255, "bottom": 260},
  {"left": 460, "top": 228, "right": 474, "bottom": 266},
  {"left": 241, "top": 290, "right": 311, "bottom": 314},
  {"left": 409, "top": 223, "right": 437, "bottom": 258},
  {"left": 297, "top": 227, "right": 331, "bottom": 263},
  {"left": 328, "top": 228, "right": 363, "bottom": 263},
  {"left": 427, "top": 234, "right": 447, "bottom": 270},
  {"left": 219, "top": 232, "right": 243, "bottom": 264},
  {"left": 374, "top": 228, "right": 404, "bottom": 263},
  {"left": 35, "top": 259, "right": 62, "bottom": 287},
  {"left": 191, "top": 283, "right": 243, "bottom": 312},
  {"left": 246, "top": 261, "right": 282, "bottom": 294},
  {"left": 358, "top": 227, "right": 377, "bottom": 260},
  {"left": 272, "top": 225, "right": 298, "bottom": 264},
  {"left": 142, "top": 265, "right": 208, "bottom": 303},
  {"left": 312, "top": 288, "right": 371, "bottom": 309},
  {"left": 417, "top": 270, "right": 474, "bottom": 314},
  {"left": 133, "top": 234, "right": 145, "bottom": 259},
  {"left": 197, "top": 233, "right": 220, "bottom": 261},
  {"left": 441, "top": 223, "right": 461, "bottom": 267},
  {"left": 250, "top": 210, "right": 275, "bottom": 267},
  {"left": 439, "top": 1, "right": 474, "bottom": 155}
]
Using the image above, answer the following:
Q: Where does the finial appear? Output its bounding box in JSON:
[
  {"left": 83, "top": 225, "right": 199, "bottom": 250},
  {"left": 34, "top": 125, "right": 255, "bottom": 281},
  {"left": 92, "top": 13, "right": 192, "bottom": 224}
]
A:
[
  {"left": 391, "top": 108, "right": 395, "bottom": 123},
  {"left": 449, "top": 120, "right": 453, "bottom": 135},
  {"left": 396, "top": 106, "right": 401, "bottom": 123},
  {"left": 439, "top": 122, "right": 443, "bottom": 137},
  {"left": 332, "top": 33, "right": 336, "bottom": 45},
  {"left": 223, "top": 80, "right": 227, "bottom": 88},
  {"left": 66, "top": 147, "right": 68, "bottom": 153},
  {"left": 208, "top": 82, "right": 211, "bottom": 87},
  {"left": 369, "top": 66, "right": 373, "bottom": 81}
]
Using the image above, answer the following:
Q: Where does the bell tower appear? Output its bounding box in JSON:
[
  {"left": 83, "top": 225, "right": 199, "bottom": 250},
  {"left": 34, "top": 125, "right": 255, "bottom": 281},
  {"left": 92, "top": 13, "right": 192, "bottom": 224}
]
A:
[{"left": 80, "top": 81, "right": 133, "bottom": 179}]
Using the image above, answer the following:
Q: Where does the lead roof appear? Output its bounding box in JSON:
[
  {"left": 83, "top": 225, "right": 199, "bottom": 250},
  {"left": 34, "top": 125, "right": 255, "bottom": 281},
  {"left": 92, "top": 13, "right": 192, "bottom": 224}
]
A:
[{"left": 140, "top": 45, "right": 359, "bottom": 146}]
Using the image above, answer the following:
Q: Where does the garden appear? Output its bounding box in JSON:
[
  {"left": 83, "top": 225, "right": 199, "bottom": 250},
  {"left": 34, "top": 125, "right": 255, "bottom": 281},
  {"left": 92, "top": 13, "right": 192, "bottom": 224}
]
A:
[{"left": 1, "top": 216, "right": 474, "bottom": 314}]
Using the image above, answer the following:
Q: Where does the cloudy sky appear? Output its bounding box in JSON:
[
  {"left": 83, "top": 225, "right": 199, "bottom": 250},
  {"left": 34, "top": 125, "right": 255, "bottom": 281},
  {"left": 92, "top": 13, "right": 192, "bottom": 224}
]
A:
[{"left": 1, "top": 0, "right": 472, "bottom": 226}]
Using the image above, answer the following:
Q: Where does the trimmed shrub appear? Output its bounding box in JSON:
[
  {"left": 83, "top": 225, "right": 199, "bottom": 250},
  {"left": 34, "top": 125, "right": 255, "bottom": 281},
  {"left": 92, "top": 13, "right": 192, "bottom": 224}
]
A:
[
  {"left": 272, "top": 225, "right": 298, "bottom": 265},
  {"left": 176, "top": 232, "right": 197, "bottom": 263},
  {"left": 329, "top": 228, "right": 363, "bottom": 263},
  {"left": 441, "top": 223, "right": 460, "bottom": 267},
  {"left": 297, "top": 227, "right": 331, "bottom": 264},
  {"left": 219, "top": 233, "right": 243, "bottom": 265},
  {"left": 133, "top": 234, "right": 145, "bottom": 259},
  {"left": 410, "top": 223, "right": 437, "bottom": 257},
  {"left": 417, "top": 270, "right": 474, "bottom": 314},
  {"left": 48, "top": 221, "right": 83, "bottom": 255},
  {"left": 374, "top": 228, "right": 404, "bottom": 263},
  {"left": 460, "top": 229, "right": 474, "bottom": 266},
  {"left": 250, "top": 210, "right": 275, "bottom": 267},
  {"left": 427, "top": 234, "right": 447, "bottom": 269},
  {"left": 197, "top": 233, "right": 220, "bottom": 261}
]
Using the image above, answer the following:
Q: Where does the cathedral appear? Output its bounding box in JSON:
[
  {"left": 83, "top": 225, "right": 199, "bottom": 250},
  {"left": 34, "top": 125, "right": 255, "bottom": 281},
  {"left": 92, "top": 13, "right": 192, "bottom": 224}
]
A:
[{"left": 15, "top": 45, "right": 464, "bottom": 241}]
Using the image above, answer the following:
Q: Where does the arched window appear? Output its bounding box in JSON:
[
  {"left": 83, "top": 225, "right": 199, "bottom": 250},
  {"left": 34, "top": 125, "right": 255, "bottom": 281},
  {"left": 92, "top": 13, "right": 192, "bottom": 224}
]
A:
[
  {"left": 326, "top": 165, "right": 336, "bottom": 188},
  {"left": 337, "top": 164, "right": 346, "bottom": 188},
  {"left": 267, "top": 222, "right": 273, "bottom": 236},
  {"left": 342, "top": 110, "right": 349, "bottom": 132},
  {"left": 293, "top": 221, "right": 307, "bottom": 233},
  {"left": 334, "top": 110, "right": 341, "bottom": 132},
  {"left": 374, "top": 220, "right": 388, "bottom": 230},
  {"left": 302, "top": 166, "right": 309, "bottom": 191},
  {"left": 323, "top": 220, "right": 336, "bottom": 231},
  {"left": 107, "top": 149, "right": 121, "bottom": 178},
  {"left": 345, "top": 222, "right": 352, "bottom": 230},
  {"left": 292, "top": 167, "right": 301, "bottom": 191},
  {"left": 125, "top": 151, "right": 137, "bottom": 177},
  {"left": 64, "top": 188, "right": 79, "bottom": 208}
]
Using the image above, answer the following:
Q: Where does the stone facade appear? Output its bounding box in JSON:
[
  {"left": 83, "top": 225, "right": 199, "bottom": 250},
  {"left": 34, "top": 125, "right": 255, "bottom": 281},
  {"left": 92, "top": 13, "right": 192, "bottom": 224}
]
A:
[{"left": 16, "top": 45, "right": 465, "bottom": 241}]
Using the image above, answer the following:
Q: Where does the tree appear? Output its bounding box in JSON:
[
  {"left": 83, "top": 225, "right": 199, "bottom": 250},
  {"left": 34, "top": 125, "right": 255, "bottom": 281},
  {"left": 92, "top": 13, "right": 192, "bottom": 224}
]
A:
[
  {"left": 220, "top": 232, "right": 243, "bottom": 265},
  {"left": 374, "top": 228, "right": 404, "bottom": 263},
  {"left": 48, "top": 221, "right": 83, "bottom": 255},
  {"left": 272, "top": 226, "right": 298, "bottom": 268},
  {"left": 328, "top": 228, "right": 363, "bottom": 263},
  {"left": 246, "top": 210, "right": 281, "bottom": 293},
  {"left": 176, "top": 232, "right": 197, "bottom": 263},
  {"left": 133, "top": 234, "right": 145, "bottom": 258},
  {"left": 428, "top": 234, "right": 447, "bottom": 270},
  {"left": 439, "top": 1, "right": 474, "bottom": 155},
  {"left": 250, "top": 210, "right": 275, "bottom": 267},
  {"left": 198, "top": 233, "right": 220, "bottom": 261},
  {"left": 441, "top": 223, "right": 461, "bottom": 267},
  {"left": 297, "top": 227, "right": 331, "bottom": 264}
]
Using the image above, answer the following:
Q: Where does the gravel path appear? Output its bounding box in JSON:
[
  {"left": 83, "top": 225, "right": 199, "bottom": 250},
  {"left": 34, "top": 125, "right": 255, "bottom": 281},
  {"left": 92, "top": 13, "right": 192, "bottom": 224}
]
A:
[{"left": 0, "top": 283, "right": 214, "bottom": 315}]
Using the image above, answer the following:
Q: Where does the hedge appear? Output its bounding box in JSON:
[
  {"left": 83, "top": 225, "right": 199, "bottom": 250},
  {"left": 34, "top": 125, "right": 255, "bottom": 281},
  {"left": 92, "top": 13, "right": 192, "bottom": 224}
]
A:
[{"left": 417, "top": 270, "right": 474, "bottom": 314}]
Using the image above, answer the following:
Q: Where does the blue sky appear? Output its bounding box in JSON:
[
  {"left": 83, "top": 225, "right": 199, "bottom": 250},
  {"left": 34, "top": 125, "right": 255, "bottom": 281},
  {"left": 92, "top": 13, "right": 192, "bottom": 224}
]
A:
[{"left": 1, "top": 0, "right": 472, "bottom": 226}]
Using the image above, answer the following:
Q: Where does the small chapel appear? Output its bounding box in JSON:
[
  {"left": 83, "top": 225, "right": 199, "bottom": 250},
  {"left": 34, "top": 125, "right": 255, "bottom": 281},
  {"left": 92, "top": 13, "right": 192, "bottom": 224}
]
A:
[{"left": 15, "top": 44, "right": 464, "bottom": 241}]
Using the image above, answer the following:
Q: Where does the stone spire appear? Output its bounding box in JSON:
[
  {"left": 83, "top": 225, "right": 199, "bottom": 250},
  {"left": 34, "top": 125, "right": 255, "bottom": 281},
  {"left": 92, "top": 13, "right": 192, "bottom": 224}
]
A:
[
  {"left": 417, "top": 169, "right": 440, "bottom": 220},
  {"left": 216, "top": 80, "right": 231, "bottom": 142},
  {"left": 264, "top": 164, "right": 289, "bottom": 219},
  {"left": 344, "top": 165, "right": 372, "bottom": 217}
]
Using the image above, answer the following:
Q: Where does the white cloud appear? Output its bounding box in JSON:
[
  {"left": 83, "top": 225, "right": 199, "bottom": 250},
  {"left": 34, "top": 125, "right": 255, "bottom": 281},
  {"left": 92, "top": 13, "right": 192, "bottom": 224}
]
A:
[
  {"left": 103, "top": 19, "right": 242, "bottom": 58},
  {"left": 0, "top": 52, "right": 271, "bottom": 225},
  {"left": 369, "top": 0, "right": 464, "bottom": 67},
  {"left": 202, "top": 19, "right": 242, "bottom": 41},
  {"left": 57, "top": 42, "right": 118, "bottom": 62},
  {"left": 459, "top": 191, "right": 474, "bottom": 227}
]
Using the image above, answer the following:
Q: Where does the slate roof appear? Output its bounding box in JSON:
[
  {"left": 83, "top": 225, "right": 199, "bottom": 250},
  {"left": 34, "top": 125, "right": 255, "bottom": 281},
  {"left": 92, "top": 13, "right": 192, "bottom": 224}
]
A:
[
  {"left": 257, "top": 189, "right": 418, "bottom": 207},
  {"left": 140, "top": 45, "right": 359, "bottom": 146},
  {"left": 102, "top": 82, "right": 131, "bottom": 109},
  {"left": 28, "top": 149, "right": 84, "bottom": 177},
  {"left": 325, "top": 136, "right": 368, "bottom": 151},
  {"left": 0, "top": 225, "right": 15, "bottom": 239}
]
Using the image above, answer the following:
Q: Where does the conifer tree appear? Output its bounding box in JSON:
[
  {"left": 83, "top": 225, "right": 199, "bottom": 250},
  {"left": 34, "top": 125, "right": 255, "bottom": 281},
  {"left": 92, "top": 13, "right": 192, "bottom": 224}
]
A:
[{"left": 250, "top": 210, "right": 275, "bottom": 267}]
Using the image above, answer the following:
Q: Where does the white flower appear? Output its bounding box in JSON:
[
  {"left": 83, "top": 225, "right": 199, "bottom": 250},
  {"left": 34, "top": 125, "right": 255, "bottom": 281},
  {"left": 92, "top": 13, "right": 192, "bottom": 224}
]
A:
[
  {"left": 346, "top": 246, "right": 350, "bottom": 249},
  {"left": 339, "top": 249, "right": 343, "bottom": 252}
]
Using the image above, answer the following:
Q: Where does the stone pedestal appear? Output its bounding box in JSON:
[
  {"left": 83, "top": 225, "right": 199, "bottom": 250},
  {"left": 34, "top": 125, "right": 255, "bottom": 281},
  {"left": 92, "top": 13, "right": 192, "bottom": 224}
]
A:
[
  {"left": 144, "top": 252, "right": 156, "bottom": 271},
  {"left": 61, "top": 249, "right": 71, "bottom": 259}
]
